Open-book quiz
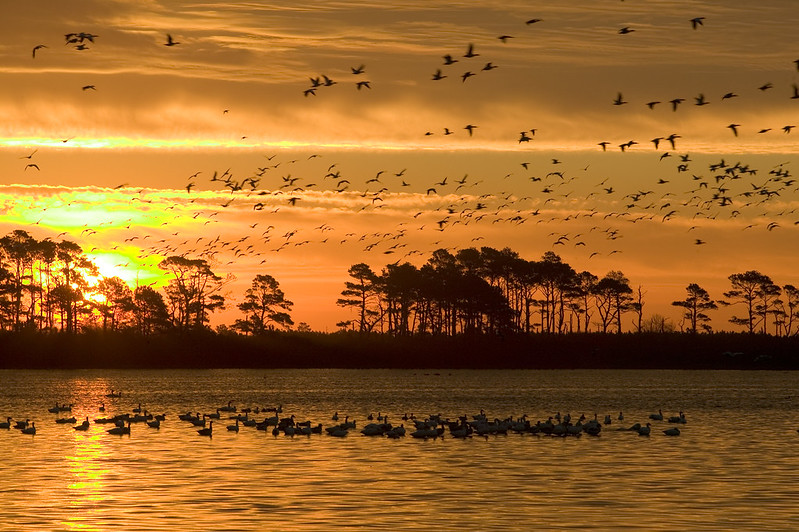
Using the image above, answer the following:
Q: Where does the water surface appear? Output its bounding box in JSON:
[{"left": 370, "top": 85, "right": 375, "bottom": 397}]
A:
[{"left": 0, "top": 369, "right": 797, "bottom": 530}]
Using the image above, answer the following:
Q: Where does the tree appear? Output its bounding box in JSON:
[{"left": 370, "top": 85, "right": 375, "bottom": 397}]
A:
[
  {"left": 95, "top": 276, "right": 133, "bottom": 331},
  {"left": 0, "top": 229, "right": 36, "bottom": 329},
  {"left": 723, "top": 271, "right": 771, "bottom": 333},
  {"left": 159, "top": 256, "right": 226, "bottom": 330},
  {"left": 336, "top": 263, "right": 380, "bottom": 333},
  {"left": 780, "top": 285, "right": 799, "bottom": 336},
  {"left": 132, "top": 285, "right": 170, "bottom": 334},
  {"left": 233, "top": 274, "right": 293, "bottom": 334},
  {"left": 54, "top": 240, "right": 97, "bottom": 333},
  {"left": 671, "top": 283, "right": 717, "bottom": 333},
  {"left": 593, "top": 271, "right": 633, "bottom": 333}
]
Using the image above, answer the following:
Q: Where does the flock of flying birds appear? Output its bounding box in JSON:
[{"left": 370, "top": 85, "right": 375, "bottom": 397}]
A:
[{"left": 10, "top": 11, "right": 799, "bottom": 291}]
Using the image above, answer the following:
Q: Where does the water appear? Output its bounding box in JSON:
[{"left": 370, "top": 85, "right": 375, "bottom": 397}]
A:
[{"left": 0, "top": 369, "right": 798, "bottom": 531}]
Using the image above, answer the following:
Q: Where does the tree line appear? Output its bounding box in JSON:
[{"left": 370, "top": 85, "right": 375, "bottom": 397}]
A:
[
  {"left": 0, "top": 230, "right": 294, "bottom": 335},
  {"left": 0, "top": 229, "right": 796, "bottom": 336},
  {"left": 336, "top": 247, "right": 799, "bottom": 336}
]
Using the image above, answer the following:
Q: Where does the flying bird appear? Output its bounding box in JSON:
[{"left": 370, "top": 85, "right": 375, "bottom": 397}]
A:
[
  {"left": 432, "top": 69, "right": 446, "bottom": 80},
  {"left": 464, "top": 124, "right": 477, "bottom": 136},
  {"left": 464, "top": 43, "right": 478, "bottom": 58},
  {"left": 526, "top": 18, "right": 542, "bottom": 25},
  {"left": 613, "top": 92, "right": 627, "bottom": 105},
  {"left": 351, "top": 65, "right": 365, "bottom": 74},
  {"left": 165, "top": 34, "right": 180, "bottom": 46},
  {"left": 32, "top": 44, "right": 47, "bottom": 58},
  {"left": 618, "top": 27, "right": 635, "bottom": 34},
  {"left": 82, "top": 85, "right": 96, "bottom": 91},
  {"left": 443, "top": 54, "right": 458, "bottom": 65},
  {"left": 690, "top": 17, "right": 705, "bottom": 29}
]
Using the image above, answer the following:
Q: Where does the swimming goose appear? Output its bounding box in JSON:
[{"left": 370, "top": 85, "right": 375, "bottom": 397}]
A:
[
  {"left": 21, "top": 422, "right": 36, "bottom": 435},
  {"left": 107, "top": 422, "right": 131, "bottom": 435},
  {"left": 637, "top": 423, "right": 651, "bottom": 436},
  {"left": 197, "top": 421, "right": 213, "bottom": 436},
  {"left": 668, "top": 412, "right": 687, "bottom": 424},
  {"left": 0, "top": 417, "right": 11, "bottom": 429},
  {"left": 649, "top": 410, "right": 664, "bottom": 421},
  {"left": 74, "top": 418, "right": 90, "bottom": 431},
  {"left": 663, "top": 427, "right": 680, "bottom": 436},
  {"left": 227, "top": 419, "right": 240, "bottom": 432}
]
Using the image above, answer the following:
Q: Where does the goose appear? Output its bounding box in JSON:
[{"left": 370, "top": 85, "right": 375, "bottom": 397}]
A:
[
  {"left": 48, "top": 404, "right": 61, "bottom": 413},
  {"left": 227, "top": 419, "right": 240, "bottom": 432},
  {"left": 619, "top": 422, "right": 640, "bottom": 431},
  {"left": 649, "top": 409, "right": 664, "bottom": 421},
  {"left": 107, "top": 422, "right": 131, "bottom": 435},
  {"left": 99, "top": 404, "right": 105, "bottom": 412},
  {"left": 146, "top": 419, "right": 160, "bottom": 429},
  {"left": 618, "top": 411, "right": 624, "bottom": 421},
  {"left": 603, "top": 414, "right": 612, "bottom": 425},
  {"left": 14, "top": 419, "right": 29, "bottom": 430},
  {"left": 74, "top": 418, "right": 90, "bottom": 431},
  {"left": 668, "top": 412, "right": 687, "bottom": 424},
  {"left": 0, "top": 417, "right": 11, "bottom": 429},
  {"left": 132, "top": 404, "right": 142, "bottom": 414},
  {"left": 663, "top": 427, "right": 681, "bottom": 436},
  {"left": 56, "top": 416, "right": 77, "bottom": 424},
  {"left": 21, "top": 422, "right": 36, "bottom": 435},
  {"left": 637, "top": 423, "right": 651, "bottom": 436},
  {"left": 197, "top": 421, "right": 213, "bottom": 436},
  {"left": 329, "top": 427, "right": 348, "bottom": 437},
  {"left": 332, "top": 412, "right": 339, "bottom": 421},
  {"left": 219, "top": 401, "right": 236, "bottom": 413}
]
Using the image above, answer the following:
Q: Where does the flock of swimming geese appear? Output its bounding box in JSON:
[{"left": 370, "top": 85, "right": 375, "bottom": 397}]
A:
[{"left": 1, "top": 396, "right": 692, "bottom": 439}]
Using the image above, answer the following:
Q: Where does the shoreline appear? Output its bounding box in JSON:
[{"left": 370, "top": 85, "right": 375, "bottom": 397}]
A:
[{"left": 0, "top": 330, "right": 796, "bottom": 370}]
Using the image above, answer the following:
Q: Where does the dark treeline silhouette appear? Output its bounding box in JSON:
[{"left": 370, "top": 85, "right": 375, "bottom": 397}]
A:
[
  {"left": 1, "top": 229, "right": 799, "bottom": 370},
  {"left": 0, "top": 229, "right": 291, "bottom": 336},
  {"left": 0, "top": 229, "right": 797, "bottom": 339},
  {"left": 337, "top": 247, "right": 799, "bottom": 337}
]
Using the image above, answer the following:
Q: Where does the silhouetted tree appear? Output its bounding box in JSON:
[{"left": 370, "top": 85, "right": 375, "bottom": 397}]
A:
[
  {"left": 55, "top": 240, "right": 97, "bottom": 332},
  {"left": 132, "top": 285, "right": 170, "bottom": 334},
  {"left": 233, "top": 274, "right": 293, "bottom": 334},
  {"left": 723, "top": 270, "right": 771, "bottom": 333},
  {"left": 96, "top": 276, "right": 133, "bottom": 331},
  {"left": 336, "top": 263, "right": 381, "bottom": 333},
  {"left": 160, "top": 256, "right": 226, "bottom": 330},
  {"left": 593, "top": 271, "right": 633, "bottom": 333},
  {"left": 0, "top": 229, "right": 36, "bottom": 329},
  {"left": 672, "top": 283, "right": 717, "bottom": 333},
  {"left": 780, "top": 284, "right": 799, "bottom": 336}
]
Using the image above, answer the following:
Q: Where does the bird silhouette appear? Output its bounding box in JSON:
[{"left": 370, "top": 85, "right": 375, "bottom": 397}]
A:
[
  {"left": 165, "top": 34, "right": 180, "bottom": 46},
  {"left": 32, "top": 44, "right": 47, "bottom": 58},
  {"left": 463, "top": 43, "right": 478, "bottom": 58},
  {"left": 690, "top": 17, "right": 705, "bottom": 29}
]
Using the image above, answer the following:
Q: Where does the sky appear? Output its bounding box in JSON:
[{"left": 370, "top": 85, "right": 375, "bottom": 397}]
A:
[{"left": 0, "top": 0, "right": 797, "bottom": 331}]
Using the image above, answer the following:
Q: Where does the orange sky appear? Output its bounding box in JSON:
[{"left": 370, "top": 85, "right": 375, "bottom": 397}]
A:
[{"left": 0, "top": 1, "right": 797, "bottom": 331}]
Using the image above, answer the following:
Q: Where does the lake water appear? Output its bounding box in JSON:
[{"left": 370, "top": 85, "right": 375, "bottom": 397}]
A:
[{"left": 0, "top": 369, "right": 797, "bottom": 531}]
